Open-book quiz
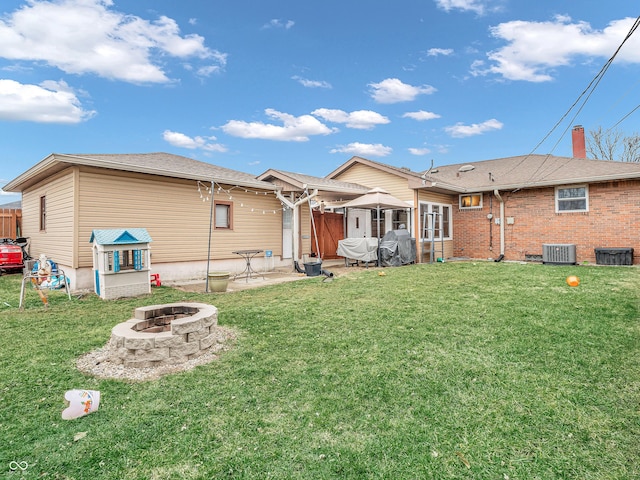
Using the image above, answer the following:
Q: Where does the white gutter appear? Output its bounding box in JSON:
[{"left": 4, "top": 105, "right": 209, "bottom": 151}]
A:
[
  {"left": 494, "top": 189, "right": 505, "bottom": 256},
  {"left": 275, "top": 187, "right": 318, "bottom": 262}
]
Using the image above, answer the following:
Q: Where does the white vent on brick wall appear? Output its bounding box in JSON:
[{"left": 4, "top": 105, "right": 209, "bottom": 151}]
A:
[{"left": 542, "top": 244, "right": 576, "bottom": 264}]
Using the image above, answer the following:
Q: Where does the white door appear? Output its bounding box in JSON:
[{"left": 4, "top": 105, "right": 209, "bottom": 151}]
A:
[
  {"left": 282, "top": 208, "right": 293, "bottom": 258},
  {"left": 347, "top": 209, "right": 369, "bottom": 238}
]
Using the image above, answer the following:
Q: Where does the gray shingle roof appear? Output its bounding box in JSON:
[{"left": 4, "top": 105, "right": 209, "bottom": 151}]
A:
[
  {"left": 422, "top": 154, "right": 640, "bottom": 192},
  {"left": 66, "top": 153, "right": 275, "bottom": 189},
  {"left": 260, "top": 169, "right": 370, "bottom": 193},
  {"left": 4, "top": 152, "right": 276, "bottom": 192}
]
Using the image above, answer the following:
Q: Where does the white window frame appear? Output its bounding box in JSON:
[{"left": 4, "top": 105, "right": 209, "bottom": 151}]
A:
[
  {"left": 214, "top": 202, "right": 233, "bottom": 229},
  {"left": 459, "top": 193, "right": 483, "bottom": 209},
  {"left": 419, "top": 202, "right": 452, "bottom": 241},
  {"left": 555, "top": 185, "right": 589, "bottom": 213}
]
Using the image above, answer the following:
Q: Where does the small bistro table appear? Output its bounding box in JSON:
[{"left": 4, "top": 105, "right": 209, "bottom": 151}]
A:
[{"left": 232, "top": 249, "right": 265, "bottom": 282}]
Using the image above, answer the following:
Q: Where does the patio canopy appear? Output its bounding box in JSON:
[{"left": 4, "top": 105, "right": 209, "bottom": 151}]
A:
[
  {"left": 341, "top": 187, "right": 413, "bottom": 266},
  {"left": 341, "top": 187, "right": 412, "bottom": 210}
]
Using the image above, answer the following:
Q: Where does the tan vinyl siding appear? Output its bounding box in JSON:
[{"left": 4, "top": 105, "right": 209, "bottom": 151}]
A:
[
  {"left": 417, "top": 190, "right": 456, "bottom": 205},
  {"left": 299, "top": 204, "right": 312, "bottom": 256},
  {"left": 419, "top": 240, "right": 454, "bottom": 261},
  {"left": 333, "top": 164, "right": 412, "bottom": 201},
  {"left": 21, "top": 170, "right": 75, "bottom": 266},
  {"left": 76, "top": 169, "right": 282, "bottom": 268}
]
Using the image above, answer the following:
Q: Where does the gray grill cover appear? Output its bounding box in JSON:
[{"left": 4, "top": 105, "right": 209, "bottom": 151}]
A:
[{"left": 379, "top": 229, "right": 416, "bottom": 266}]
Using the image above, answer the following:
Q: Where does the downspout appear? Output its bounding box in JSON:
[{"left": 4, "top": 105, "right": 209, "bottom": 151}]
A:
[
  {"left": 205, "top": 180, "right": 214, "bottom": 293},
  {"left": 493, "top": 189, "right": 505, "bottom": 257},
  {"left": 413, "top": 188, "right": 421, "bottom": 263},
  {"left": 274, "top": 187, "right": 319, "bottom": 264}
]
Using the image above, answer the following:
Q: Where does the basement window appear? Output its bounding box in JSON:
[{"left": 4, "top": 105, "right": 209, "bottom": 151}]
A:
[
  {"left": 459, "top": 193, "right": 482, "bottom": 209},
  {"left": 556, "top": 185, "right": 588, "bottom": 212}
]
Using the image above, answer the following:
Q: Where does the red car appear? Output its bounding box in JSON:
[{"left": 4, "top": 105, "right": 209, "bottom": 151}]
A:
[{"left": 0, "top": 239, "right": 24, "bottom": 274}]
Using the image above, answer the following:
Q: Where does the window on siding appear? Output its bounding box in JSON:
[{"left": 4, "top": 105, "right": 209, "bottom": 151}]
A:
[
  {"left": 215, "top": 202, "right": 233, "bottom": 229},
  {"left": 556, "top": 186, "right": 588, "bottom": 212},
  {"left": 371, "top": 209, "right": 385, "bottom": 238},
  {"left": 459, "top": 193, "right": 482, "bottom": 209},
  {"left": 419, "top": 202, "right": 452, "bottom": 240},
  {"left": 39, "top": 195, "right": 46, "bottom": 231},
  {"left": 392, "top": 210, "right": 409, "bottom": 230}
]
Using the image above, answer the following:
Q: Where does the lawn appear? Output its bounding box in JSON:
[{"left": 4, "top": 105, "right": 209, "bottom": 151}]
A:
[{"left": 0, "top": 261, "right": 638, "bottom": 479}]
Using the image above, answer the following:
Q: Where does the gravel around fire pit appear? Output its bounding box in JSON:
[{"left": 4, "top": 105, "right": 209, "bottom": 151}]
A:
[{"left": 76, "top": 325, "right": 238, "bottom": 382}]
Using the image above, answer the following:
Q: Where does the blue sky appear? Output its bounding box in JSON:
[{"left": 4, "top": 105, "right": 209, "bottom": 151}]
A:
[{"left": 1, "top": 0, "right": 639, "bottom": 205}]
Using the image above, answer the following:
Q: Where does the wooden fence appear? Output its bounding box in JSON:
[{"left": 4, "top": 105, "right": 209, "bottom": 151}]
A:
[{"left": 0, "top": 208, "right": 22, "bottom": 239}]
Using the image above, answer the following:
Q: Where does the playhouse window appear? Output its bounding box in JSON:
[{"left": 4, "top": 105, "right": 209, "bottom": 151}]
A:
[
  {"left": 459, "top": 193, "right": 482, "bottom": 209},
  {"left": 105, "top": 249, "right": 146, "bottom": 272},
  {"left": 215, "top": 202, "right": 233, "bottom": 229},
  {"left": 556, "top": 185, "right": 588, "bottom": 212}
]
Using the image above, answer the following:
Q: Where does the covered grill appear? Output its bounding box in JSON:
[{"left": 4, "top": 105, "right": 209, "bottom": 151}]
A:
[{"left": 379, "top": 228, "right": 416, "bottom": 267}]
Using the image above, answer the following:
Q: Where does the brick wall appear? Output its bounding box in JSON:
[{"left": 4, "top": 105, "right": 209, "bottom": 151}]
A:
[{"left": 452, "top": 180, "right": 640, "bottom": 264}]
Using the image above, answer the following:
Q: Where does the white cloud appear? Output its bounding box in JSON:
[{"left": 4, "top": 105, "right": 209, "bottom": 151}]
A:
[
  {"left": 196, "top": 63, "right": 225, "bottom": 77},
  {"left": 221, "top": 109, "right": 336, "bottom": 142},
  {"left": 312, "top": 108, "right": 390, "bottom": 130},
  {"left": 330, "top": 142, "right": 392, "bottom": 157},
  {"left": 445, "top": 118, "right": 503, "bottom": 137},
  {"left": 403, "top": 110, "right": 441, "bottom": 121},
  {"left": 434, "top": 0, "right": 487, "bottom": 15},
  {"left": 163, "top": 130, "right": 227, "bottom": 152},
  {"left": 408, "top": 148, "right": 432, "bottom": 155},
  {"left": 263, "top": 19, "right": 295, "bottom": 30},
  {"left": 474, "top": 16, "right": 640, "bottom": 82},
  {"left": 0, "top": 0, "right": 224, "bottom": 83},
  {"left": 369, "top": 78, "right": 436, "bottom": 104},
  {"left": 426, "top": 48, "right": 454, "bottom": 57},
  {"left": 292, "top": 76, "right": 332, "bottom": 89},
  {"left": 0, "top": 79, "right": 95, "bottom": 123}
]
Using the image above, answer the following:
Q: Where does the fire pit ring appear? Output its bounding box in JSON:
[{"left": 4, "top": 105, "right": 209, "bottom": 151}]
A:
[{"left": 110, "top": 303, "right": 222, "bottom": 368}]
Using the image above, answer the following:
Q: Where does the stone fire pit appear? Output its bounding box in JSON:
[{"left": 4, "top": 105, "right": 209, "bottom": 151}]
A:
[{"left": 110, "top": 302, "right": 223, "bottom": 368}]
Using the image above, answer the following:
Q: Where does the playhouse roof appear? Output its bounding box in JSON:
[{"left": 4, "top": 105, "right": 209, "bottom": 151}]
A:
[{"left": 90, "top": 228, "right": 153, "bottom": 245}]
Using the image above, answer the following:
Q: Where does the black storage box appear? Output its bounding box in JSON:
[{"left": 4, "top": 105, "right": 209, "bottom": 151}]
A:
[
  {"left": 594, "top": 248, "right": 633, "bottom": 266},
  {"left": 303, "top": 262, "right": 322, "bottom": 276}
]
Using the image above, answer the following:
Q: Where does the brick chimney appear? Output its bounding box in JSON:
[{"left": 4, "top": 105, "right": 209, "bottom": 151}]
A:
[{"left": 572, "top": 125, "right": 586, "bottom": 158}]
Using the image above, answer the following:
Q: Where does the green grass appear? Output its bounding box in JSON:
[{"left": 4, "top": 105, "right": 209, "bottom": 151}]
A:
[{"left": 0, "top": 262, "right": 639, "bottom": 479}]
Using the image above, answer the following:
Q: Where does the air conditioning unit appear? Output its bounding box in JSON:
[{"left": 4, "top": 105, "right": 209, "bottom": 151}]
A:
[{"left": 542, "top": 244, "right": 577, "bottom": 265}]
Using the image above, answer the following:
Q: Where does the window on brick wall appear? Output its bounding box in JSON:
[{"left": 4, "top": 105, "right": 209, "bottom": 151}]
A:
[
  {"left": 459, "top": 193, "right": 482, "bottom": 209},
  {"left": 556, "top": 185, "right": 588, "bottom": 213}
]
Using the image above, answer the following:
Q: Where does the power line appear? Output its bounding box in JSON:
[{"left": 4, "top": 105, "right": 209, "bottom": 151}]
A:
[
  {"left": 594, "top": 77, "right": 640, "bottom": 126},
  {"left": 532, "top": 14, "right": 640, "bottom": 156},
  {"left": 504, "top": 15, "right": 640, "bottom": 184},
  {"left": 606, "top": 103, "right": 640, "bottom": 132}
]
